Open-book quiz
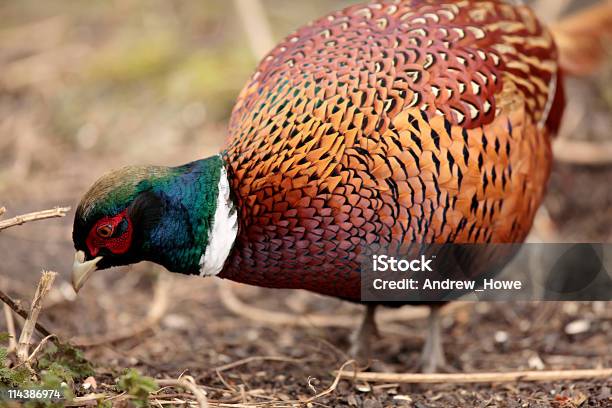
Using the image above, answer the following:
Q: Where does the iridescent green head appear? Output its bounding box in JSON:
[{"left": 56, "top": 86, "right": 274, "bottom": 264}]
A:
[{"left": 72, "top": 155, "right": 230, "bottom": 291}]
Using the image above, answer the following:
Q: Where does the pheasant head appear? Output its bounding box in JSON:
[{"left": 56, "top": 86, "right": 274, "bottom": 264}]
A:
[{"left": 71, "top": 155, "right": 237, "bottom": 292}]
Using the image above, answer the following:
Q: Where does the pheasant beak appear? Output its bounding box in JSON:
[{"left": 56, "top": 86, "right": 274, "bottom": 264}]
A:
[{"left": 72, "top": 251, "right": 103, "bottom": 293}]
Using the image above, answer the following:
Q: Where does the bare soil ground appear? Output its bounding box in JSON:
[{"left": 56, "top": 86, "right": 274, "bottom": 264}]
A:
[{"left": 1, "top": 1, "right": 611, "bottom": 407}]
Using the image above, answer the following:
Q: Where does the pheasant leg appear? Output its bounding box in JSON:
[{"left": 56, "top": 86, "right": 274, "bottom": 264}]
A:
[
  {"left": 420, "top": 304, "right": 447, "bottom": 373},
  {"left": 349, "top": 304, "right": 379, "bottom": 360}
]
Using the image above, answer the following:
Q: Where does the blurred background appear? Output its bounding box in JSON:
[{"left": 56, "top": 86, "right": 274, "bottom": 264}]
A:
[{"left": 0, "top": 0, "right": 610, "bottom": 406}]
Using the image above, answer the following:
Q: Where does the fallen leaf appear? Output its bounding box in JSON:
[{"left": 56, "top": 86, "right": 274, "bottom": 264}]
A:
[{"left": 82, "top": 376, "right": 97, "bottom": 390}]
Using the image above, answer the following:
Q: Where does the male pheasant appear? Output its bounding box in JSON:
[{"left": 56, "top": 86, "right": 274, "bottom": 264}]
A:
[{"left": 71, "top": 0, "right": 609, "bottom": 372}]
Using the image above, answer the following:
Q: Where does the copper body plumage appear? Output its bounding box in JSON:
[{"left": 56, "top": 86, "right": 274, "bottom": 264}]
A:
[{"left": 221, "top": 0, "right": 563, "bottom": 300}]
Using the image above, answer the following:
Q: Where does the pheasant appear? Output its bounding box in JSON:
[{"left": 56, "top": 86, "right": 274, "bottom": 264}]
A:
[{"left": 71, "top": 0, "right": 611, "bottom": 372}]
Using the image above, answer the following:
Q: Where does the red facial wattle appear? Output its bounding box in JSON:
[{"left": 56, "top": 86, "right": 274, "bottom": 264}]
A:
[{"left": 85, "top": 210, "right": 133, "bottom": 257}]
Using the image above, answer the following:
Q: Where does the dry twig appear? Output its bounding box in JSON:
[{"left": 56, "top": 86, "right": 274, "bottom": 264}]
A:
[
  {"left": 17, "top": 271, "right": 57, "bottom": 363},
  {"left": 335, "top": 368, "right": 612, "bottom": 384},
  {"left": 12, "top": 334, "right": 58, "bottom": 371},
  {"left": 214, "top": 355, "right": 305, "bottom": 373},
  {"left": 3, "top": 303, "right": 18, "bottom": 352},
  {"left": 0, "top": 206, "right": 70, "bottom": 231},
  {"left": 0, "top": 289, "right": 53, "bottom": 338},
  {"left": 305, "top": 360, "right": 356, "bottom": 403},
  {"left": 553, "top": 139, "right": 612, "bottom": 166},
  {"left": 25, "top": 334, "right": 57, "bottom": 364},
  {"left": 65, "top": 394, "right": 107, "bottom": 407},
  {"left": 156, "top": 379, "right": 209, "bottom": 408}
]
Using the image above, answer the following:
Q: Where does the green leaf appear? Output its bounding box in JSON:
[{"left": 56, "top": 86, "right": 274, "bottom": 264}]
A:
[
  {"left": 0, "top": 346, "right": 32, "bottom": 388},
  {"left": 116, "top": 369, "right": 158, "bottom": 407},
  {"left": 36, "top": 342, "right": 94, "bottom": 382}
]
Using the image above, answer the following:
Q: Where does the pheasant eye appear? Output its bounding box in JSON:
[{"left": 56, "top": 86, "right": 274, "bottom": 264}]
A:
[{"left": 97, "top": 224, "right": 114, "bottom": 238}]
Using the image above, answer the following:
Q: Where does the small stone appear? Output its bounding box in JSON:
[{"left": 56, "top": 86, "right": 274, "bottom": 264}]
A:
[
  {"left": 494, "top": 330, "right": 509, "bottom": 343},
  {"left": 356, "top": 383, "right": 372, "bottom": 393},
  {"left": 565, "top": 319, "right": 590, "bottom": 335},
  {"left": 528, "top": 354, "right": 545, "bottom": 370}
]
